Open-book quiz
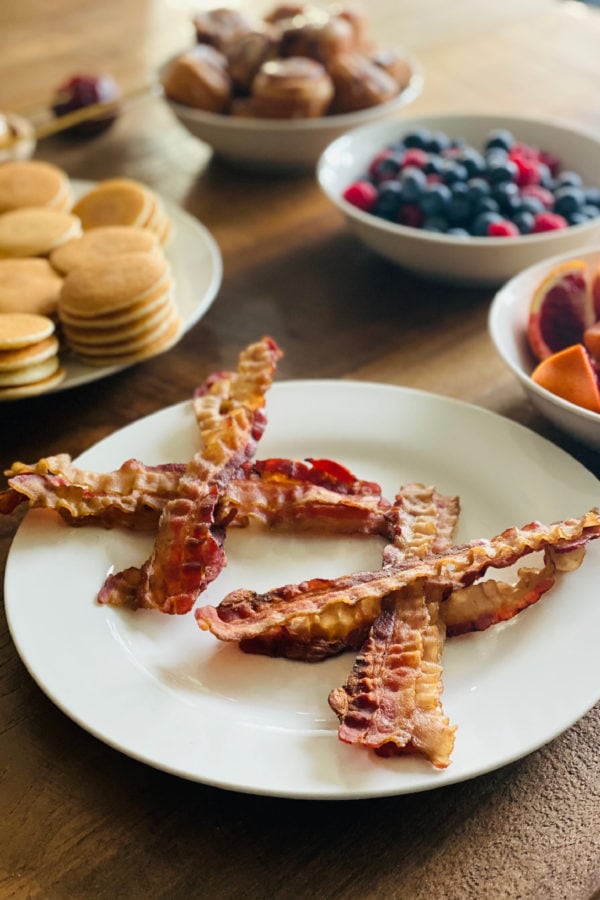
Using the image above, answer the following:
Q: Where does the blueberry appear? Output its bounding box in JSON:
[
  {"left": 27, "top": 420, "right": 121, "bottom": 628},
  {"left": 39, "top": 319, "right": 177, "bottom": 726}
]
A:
[
  {"left": 556, "top": 170, "right": 583, "bottom": 188},
  {"left": 403, "top": 128, "right": 431, "bottom": 149},
  {"left": 423, "top": 154, "right": 445, "bottom": 176},
  {"left": 492, "top": 181, "right": 520, "bottom": 210},
  {"left": 455, "top": 148, "right": 486, "bottom": 178},
  {"left": 426, "top": 131, "right": 451, "bottom": 154},
  {"left": 466, "top": 178, "right": 491, "bottom": 203},
  {"left": 484, "top": 129, "right": 515, "bottom": 153},
  {"left": 472, "top": 196, "right": 500, "bottom": 216},
  {"left": 487, "top": 158, "right": 518, "bottom": 184},
  {"left": 372, "top": 154, "right": 402, "bottom": 181},
  {"left": 400, "top": 166, "right": 427, "bottom": 202},
  {"left": 471, "top": 211, "right": 503, "bottom": 236},
  {"left": 374, "top": 181, "right": 404, "bottom": 219},
  {"left": 553, "top": 186, "right": 586, "bottom": 216},
  {"left": 446, "top": 227, "right": 470, "bottom": 237},
  {"left": 582, "top": 204, "right": 600, "bottom": 219},
  {"left": 584, "top": 187, "right": 600, "bottom": 207},
  {"left": 537, "top": 163, "right": 553, "bottom": 189},
  {"left": 567, "top": 212, "right": 589, "bottom": 226},
  {"left": 518, "top": 196, "right": 545, "bottom": 216},
  {"left": 439, "top": 159, "right": 468, "bottom": 185},
  {"left": 422, "top": 216, "right": 449, "bottom": 232},
  {"left": 513, "top": 211, "right": 535, "bottom": 234},
  {"left": 419, "top": 182, "right": 452, "bottom": 217},
  {"left": 447, "top": 183, "right": 472, "bottom": 225}
]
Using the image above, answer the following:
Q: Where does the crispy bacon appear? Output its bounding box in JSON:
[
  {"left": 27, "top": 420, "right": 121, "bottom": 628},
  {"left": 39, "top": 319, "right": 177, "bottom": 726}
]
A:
[
  {"left": 99, "top": 337, "right": 282, "bottom": 613},
  {"left": 2, "top": 455, "right": 185, "bottom": 530},
  {"left": 329, "top": 592, "right": 456, "bottom": 768},
  {"left": 328, "top": 484, "right": 459, "bottom": 767},
  {"left": 196, "top": 509, "right": 600, "bottom": 642},
  {"left": 237, "top": 483, "right": 458, "bottom": 660}
]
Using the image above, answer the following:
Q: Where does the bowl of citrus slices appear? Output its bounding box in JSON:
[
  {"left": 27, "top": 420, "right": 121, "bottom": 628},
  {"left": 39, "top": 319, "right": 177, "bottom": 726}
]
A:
[{"left": 489, "top": 250, "right": 600, "bottom": 449}]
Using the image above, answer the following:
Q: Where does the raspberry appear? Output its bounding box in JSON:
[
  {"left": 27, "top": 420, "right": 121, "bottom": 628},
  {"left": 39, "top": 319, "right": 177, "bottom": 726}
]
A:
[
  {"left": 401, "top": 147, "right": 429, "bottom": 169},
  {"left": 532, "top": 212, "right": 568, "bottom": 232},
  {"left": 399, "top": 204, "right": 425, "bottom": 228},
  {"left": 521, "top": 184, "right": 555, "bottom": 209},
  {"left": 513, "top": 156, "right": 541, "bottom": 187},
  {"left": 342, "top": 180, "right": 378, "bottom": 211},
  {"left": 487, "top": 219, "right": 520, "bottom": 237}
]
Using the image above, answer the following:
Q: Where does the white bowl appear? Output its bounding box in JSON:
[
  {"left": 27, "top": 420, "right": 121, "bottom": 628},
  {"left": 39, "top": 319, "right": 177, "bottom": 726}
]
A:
[
  {"left": 317, "top": 113, "right": 600, "bottom": 285},
  {"left": 489, "top": 247, "right": 600, "bottom": 450},
  {"left": 160, "top": 57, "right": 423, "bottom": 171}
]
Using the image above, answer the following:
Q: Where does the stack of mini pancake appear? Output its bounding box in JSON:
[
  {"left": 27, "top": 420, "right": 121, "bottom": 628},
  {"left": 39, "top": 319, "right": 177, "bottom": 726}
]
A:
[
  {"left": 72, "top": 178, "right": 173, "bottom": 247},
  {"left": 57, "top": 251, "right": 182, "bottom": 367},
  {"left": 0, "top": 312, "right": 64, "bottom": 399},
  {"left": 0, "top": 160, "right": 183, "bottom": 394}
]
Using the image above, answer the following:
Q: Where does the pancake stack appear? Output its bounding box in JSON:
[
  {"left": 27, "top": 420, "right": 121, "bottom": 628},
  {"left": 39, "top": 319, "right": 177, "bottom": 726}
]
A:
[
  {"left": 72, "top": 178, "right": 173, "bottom": 247},
  {"left": 57, "top": 251, "right": 182, "bottom": 366},
  {"left": 0, "top": 312, "right": 64, "bottom": 398}
]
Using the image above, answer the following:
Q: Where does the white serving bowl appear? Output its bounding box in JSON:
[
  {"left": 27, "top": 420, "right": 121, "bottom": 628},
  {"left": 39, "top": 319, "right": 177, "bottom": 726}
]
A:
[
  {"left": 489, "top": 247, "right": 600, "bottom": 450},
  {"left": 317, "top": 113, "right": 600, "bottom": 285},
  {"left": 160, "top": 57, "right": 423, "bottom": 171}
]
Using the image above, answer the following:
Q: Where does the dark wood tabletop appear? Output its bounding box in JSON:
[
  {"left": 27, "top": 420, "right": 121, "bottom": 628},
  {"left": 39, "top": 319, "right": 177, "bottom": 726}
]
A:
[{"left": 1, "top": 1, "right": 599, "bottom": 897}]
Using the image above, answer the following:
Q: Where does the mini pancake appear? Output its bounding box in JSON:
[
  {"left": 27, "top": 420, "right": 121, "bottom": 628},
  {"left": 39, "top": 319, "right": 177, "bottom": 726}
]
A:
[
  {"left": 0, "top": 354, "right": 59, "bottom": 387},
  {"left": 0, "top": 258, "right": 63, "bottom": 316},
  {"left": 67, "top": 301, "right": 180, "bottom": 358},
  {"left": 73, "top": 314, "right": 183, "bottom": 367},
  {"left": 62, "top": 290, "right": 175, "bottom": 346},
  {"left": 0, "top": 312, "right": 55, "bottom": 349},
  {"left": 0, "top": 207, "right": 82, "bottom": 258},
  {"left": 58, "top": 278, "right": 173, "bottom": 329},
  {"left": 72, "top": 179, "right": 154, "bottom": 230},
  {"left": 58, "top": 252, "right": 170, "bottom": 318},
  {"left": 0, "top": 334, "right": 59, "bottom": 370},
  {"left": 0, "top": 160, "right": 71, "bottom": 213},
  {"left": 49, "top": 225, "right": 161, "bottom": 275},
  {"left": 0, "top": 366, "right": 65, "bottom": 400}
]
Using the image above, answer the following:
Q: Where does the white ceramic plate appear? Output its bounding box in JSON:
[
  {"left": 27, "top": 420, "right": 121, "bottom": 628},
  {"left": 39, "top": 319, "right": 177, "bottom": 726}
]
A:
[
  {"left": 5, "top": 381, "right": 600, "bottom": 799},
  {"left": 2, "top": 180, "right": 223, "bottom": 400}
]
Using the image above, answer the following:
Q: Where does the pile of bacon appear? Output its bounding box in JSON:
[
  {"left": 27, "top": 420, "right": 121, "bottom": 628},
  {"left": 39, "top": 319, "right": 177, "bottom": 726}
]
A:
[{"left": 2, "top": 337, "right": 600, "bottom": 768}]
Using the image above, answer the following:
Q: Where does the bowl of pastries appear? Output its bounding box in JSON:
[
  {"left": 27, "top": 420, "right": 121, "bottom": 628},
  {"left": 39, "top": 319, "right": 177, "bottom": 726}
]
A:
[
  {"left": 317, "top": 113, "right": 600, "bottom": 284},
  {"left": 160, "top": 2, "right": 423, "bottom": 170}
]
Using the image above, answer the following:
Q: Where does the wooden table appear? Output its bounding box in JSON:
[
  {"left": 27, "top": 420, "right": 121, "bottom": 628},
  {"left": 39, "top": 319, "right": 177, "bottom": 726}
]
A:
[{"left": 1, "top": 1, "right": 599, "bottom": 897}]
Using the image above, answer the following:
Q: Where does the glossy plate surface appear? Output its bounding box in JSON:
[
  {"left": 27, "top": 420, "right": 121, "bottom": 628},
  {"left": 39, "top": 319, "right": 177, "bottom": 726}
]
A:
[{"left": 5, "top": 381, "right": 600, "bottom": 798}]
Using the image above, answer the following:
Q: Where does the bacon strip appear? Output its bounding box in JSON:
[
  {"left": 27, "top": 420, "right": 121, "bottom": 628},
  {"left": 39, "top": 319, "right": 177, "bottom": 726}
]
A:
[
  {"left": 328, "top": 484, "right": 459, "bottom": 767},
  {"left": 2, "top": 454, "right": 389, "bottom": 537},
  {"left": 99, "top": 337, "right": 282, "bottom": 613},
  {"left": 196, "top": 509, "right": 600, "bottom": 641}
]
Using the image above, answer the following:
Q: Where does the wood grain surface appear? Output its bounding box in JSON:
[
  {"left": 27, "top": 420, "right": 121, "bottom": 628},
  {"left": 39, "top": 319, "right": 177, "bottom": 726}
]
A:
[{"left": 1, "top": 1, "right": 599, "bottom": 898}]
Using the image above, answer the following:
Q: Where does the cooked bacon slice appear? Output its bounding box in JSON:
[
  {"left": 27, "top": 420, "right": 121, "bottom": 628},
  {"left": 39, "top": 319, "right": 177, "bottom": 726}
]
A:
[
  {"left": 99, "top": 337, "right": 282, "bottom": 613},
  {"left": 2, "top": 455, "right": 185, "bottom": 530},
  {"left": 221, "top": 458, "right": 390, "bottom": 534},
  {"left": 2, "top": 452, "right": 390, "bottom": 538},
  {"left": 237, "top": 482, "right": 460, "bottom": 658},
  {"left": 329, "top": 593, "right": 456, "bottom": 768},
  {"left": 442, "top": 544, "right": 585, "bottom": 636},
  {"left": 196, "top": 509, "right": 600, "bottom": 642},
  {"left": 328, "top": 485, "right": 459, "bottom": 767}
]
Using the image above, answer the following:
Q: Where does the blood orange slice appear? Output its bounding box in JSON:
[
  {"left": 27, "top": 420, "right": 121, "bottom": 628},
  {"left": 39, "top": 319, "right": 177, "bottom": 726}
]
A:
[
  {"left": 527, "top": 259, "right": 594, "bottom": 361},
  {"left": 591, "top": 266, "right": 600, "bottom": 319},
  {"left": 531, "top": 343, "right": 600, "bottom": 413}
]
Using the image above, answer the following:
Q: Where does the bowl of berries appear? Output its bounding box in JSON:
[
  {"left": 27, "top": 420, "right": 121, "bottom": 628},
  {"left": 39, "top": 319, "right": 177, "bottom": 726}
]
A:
[
  {"left": 317, "top": 113, "right": 600, "bottom": 284},
  {"left": 489, "top": 248, "right": 600, "bottom": 449}
]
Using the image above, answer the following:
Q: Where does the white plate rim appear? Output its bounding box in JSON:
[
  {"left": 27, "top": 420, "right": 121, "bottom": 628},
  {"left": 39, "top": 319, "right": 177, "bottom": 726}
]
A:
[{"left": 4, "top": 379, "right": 600, "bottom": 799}]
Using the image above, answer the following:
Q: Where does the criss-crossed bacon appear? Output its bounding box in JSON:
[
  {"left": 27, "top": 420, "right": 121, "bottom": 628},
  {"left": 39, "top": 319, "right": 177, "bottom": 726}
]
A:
[
  {"left": 195, "top": 509, "right": 600, "bottom": 643},
  {"left": 329, "top": 483, "right": 459, "bottom": 767},
  {"left": 98, "top": 336, "right": 283, "bottom": 614}
]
